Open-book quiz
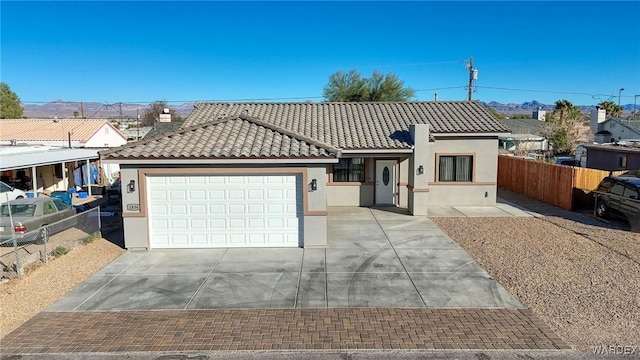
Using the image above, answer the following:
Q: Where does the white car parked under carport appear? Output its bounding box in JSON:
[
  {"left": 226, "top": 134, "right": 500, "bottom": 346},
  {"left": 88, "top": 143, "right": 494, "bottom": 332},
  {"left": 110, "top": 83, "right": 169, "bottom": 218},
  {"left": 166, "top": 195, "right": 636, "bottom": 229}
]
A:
[{"left": 0, "top": 181, "right": 27, "bottom": 204}]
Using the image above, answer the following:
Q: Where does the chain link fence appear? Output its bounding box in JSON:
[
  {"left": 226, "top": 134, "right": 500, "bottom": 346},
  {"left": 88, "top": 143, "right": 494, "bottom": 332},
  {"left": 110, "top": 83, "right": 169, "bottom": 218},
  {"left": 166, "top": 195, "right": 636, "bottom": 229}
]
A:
[{"left": 0, "top": 207, "right": 102, "bottom": 280}]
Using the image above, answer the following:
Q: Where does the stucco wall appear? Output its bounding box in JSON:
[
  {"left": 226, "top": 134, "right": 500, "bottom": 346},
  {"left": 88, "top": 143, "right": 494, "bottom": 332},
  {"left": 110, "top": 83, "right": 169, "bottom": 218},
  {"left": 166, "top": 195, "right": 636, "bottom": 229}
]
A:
[
  {"left": 327, "top": 184, "right": 374, "bottom": 206},
  {"left": 122, "top": 217, "right": 149, "bottom": 249},
  {"left": 427, "top": 136, "right": 499, "bottom": 206},
  {"left": 84, "top": 124, "right": 127, "bottom": 148}
]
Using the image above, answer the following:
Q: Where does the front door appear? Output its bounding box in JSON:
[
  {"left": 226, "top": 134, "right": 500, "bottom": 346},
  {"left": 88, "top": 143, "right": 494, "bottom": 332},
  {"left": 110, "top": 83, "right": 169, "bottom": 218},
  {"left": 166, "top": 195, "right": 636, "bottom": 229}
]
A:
[{"left": 375, "top": 160, "right": 396, "bottom": 205}]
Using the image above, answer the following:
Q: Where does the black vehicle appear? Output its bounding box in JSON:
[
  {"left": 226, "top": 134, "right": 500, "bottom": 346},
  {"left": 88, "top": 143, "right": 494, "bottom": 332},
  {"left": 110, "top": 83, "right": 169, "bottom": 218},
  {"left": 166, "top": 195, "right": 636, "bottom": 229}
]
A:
[{"left": 594, "top": 176, "right": 640, "bottom": 226}]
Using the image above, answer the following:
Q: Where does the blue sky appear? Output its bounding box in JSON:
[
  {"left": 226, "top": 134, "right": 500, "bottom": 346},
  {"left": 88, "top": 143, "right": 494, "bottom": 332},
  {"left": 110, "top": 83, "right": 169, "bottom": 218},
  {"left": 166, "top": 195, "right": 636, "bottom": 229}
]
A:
[{"left": 2, "top": 1, "right": 639, "bottom": 106}]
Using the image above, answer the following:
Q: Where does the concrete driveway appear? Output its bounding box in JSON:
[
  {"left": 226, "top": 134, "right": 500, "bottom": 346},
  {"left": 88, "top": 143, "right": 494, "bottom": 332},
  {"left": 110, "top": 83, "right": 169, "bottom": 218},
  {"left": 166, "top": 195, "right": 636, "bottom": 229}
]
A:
[{"left": 48, "top": 207, "right": 522, "bottom": 311}]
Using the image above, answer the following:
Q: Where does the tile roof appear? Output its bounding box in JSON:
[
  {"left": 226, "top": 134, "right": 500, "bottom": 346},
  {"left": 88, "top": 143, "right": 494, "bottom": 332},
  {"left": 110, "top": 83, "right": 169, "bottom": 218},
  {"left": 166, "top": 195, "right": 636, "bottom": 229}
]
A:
[
  {"left": 500, "top": 119, "right": 548, "bottom": 136},
  {"left": 183, "top": 101, "right": 508, "bottom": 150},
  {"left": 101, "top": 116, "right": 339, "bottom": 160},
  {"left": 0, "top": 119, "right": 124, "bottom": 142}
]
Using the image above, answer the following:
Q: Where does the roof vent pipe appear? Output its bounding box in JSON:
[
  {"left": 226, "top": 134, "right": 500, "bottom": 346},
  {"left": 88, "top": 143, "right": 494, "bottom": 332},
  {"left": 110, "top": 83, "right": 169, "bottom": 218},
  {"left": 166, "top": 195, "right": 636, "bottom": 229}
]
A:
[{"left": 434, "top": 93, "right": 438, "bottom": 102}]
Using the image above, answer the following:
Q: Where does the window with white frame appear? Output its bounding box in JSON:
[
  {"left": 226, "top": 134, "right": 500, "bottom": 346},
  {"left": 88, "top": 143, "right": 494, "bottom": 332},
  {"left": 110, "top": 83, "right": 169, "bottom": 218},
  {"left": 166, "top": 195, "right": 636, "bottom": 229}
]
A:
[
  {"left": 333, "top": 158, "right": 365, "bottom": 182},
  {"left": 438, "top": 155, "right": 473, "bottom": 182}
]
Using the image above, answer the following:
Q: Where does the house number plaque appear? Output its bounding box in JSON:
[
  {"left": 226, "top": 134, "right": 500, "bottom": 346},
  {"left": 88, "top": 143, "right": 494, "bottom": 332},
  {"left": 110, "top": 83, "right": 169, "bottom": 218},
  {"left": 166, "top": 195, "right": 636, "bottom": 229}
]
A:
[{"left": 126, "top": 203, "right": 140, "bottom": 211}]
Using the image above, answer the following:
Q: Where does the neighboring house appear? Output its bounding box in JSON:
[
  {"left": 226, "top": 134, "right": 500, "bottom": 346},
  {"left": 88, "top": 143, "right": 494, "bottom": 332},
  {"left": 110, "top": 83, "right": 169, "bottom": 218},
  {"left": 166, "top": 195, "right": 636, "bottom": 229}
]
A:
[
  {"left": 499, "top": 118, "right": 550, "bottom": 152},
  {"left": 590, "top": 108, "right": 640, "bottom": 143},
  {"left": 0, "top": 119, "right": 127, "bottom": 148},
  {"left": 101, "top": 101, "right": 509, "bottom": 250},
  {"left": 582, "top": 142, "right": 640, "bottom": 172}
]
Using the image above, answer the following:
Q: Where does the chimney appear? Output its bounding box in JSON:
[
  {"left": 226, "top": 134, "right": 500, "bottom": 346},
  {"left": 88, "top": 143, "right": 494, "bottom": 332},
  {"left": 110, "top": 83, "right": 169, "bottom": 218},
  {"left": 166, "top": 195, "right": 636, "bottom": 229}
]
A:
[
  {"left": 590, "top": 107, "right": 607, "bottom": 136},
  {"left": 158, "top": 108, "right": 171, "bottom": 123}
]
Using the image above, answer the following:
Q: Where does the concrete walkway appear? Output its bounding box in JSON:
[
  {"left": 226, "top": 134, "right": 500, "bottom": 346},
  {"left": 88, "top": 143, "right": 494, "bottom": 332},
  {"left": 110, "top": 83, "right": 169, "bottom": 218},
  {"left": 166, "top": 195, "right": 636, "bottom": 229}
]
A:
[
  {"left": 0, "top": 206, "right": 569, "bottom": 355},
  {"left": 427, "top": 197, "right": 541, "bottom": 217}
]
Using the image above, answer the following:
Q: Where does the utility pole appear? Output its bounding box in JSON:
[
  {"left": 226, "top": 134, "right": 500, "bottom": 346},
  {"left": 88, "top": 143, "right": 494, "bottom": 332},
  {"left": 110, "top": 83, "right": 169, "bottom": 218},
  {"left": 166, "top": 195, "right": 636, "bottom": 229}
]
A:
[
  {"left": 466, "top": 57, "right": 478, "bottom": 101},
  {"left": 136, "top": 108, "right": 140, "bottom": 140},
  {"left": 119, "top": 102, "right": 123, "bottom": 123}
]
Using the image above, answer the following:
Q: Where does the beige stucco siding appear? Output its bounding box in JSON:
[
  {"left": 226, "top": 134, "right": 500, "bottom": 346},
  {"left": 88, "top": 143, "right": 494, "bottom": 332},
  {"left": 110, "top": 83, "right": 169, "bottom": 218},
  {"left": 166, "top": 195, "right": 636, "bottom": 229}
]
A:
[
  {"left": 427, "top": 136, "right": 499, "bottom": 206},
  {"left": 326, "top": 184, "right": 374, "bottom": 206}
]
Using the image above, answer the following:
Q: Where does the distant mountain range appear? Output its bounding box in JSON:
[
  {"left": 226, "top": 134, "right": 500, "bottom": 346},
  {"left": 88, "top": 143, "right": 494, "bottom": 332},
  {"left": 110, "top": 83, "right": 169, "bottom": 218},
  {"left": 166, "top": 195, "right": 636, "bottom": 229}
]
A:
[
  {"left": 482, "top": 100, "right": 636, "bottom": 115},
  {"left": 21, "top": 101, "right": 197, "bottom": 119},
  {"left": 19, "top": 100, "right": 636, "bottom": 119}
]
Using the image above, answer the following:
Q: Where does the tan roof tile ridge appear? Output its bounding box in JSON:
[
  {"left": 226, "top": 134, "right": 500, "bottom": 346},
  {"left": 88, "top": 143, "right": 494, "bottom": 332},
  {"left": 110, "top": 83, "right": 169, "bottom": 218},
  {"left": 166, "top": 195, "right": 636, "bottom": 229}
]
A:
[
  {"left": 99, "top": 119, "right": 227, "bottom": 156},
  {"left": 239, "top": 114, "right": 342, "bottom": 157}
]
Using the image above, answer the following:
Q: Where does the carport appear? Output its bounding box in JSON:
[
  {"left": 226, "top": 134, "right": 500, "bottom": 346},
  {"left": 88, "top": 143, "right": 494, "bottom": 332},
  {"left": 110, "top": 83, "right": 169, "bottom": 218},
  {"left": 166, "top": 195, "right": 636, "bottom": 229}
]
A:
[{"left": 0, "top": 145, "right": 104, "bottom": 197}]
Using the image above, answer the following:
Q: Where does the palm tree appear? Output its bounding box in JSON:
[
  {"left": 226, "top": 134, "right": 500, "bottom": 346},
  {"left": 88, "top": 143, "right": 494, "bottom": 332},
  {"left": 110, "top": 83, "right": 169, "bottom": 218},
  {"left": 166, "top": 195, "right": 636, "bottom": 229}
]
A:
[
  {"left": 554, "top": 99, "right": 574, "bottom": 126},
  {"left": 597, "top": 101, "right": 623, "bottom": 118}
]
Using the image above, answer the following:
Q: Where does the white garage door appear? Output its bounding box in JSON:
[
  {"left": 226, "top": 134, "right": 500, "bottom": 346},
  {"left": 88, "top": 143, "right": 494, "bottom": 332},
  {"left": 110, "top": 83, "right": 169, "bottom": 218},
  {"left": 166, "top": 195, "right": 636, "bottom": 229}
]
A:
[{"left": 147, "top": 175, "right": 302, "bottom": 248}]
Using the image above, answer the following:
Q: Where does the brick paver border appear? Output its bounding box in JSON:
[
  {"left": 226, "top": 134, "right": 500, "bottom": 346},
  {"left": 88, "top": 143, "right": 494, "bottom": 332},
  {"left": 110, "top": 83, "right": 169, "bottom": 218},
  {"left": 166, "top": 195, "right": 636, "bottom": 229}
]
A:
[{"left": 1, "top": 308, "right": 568, "bottom": 354}]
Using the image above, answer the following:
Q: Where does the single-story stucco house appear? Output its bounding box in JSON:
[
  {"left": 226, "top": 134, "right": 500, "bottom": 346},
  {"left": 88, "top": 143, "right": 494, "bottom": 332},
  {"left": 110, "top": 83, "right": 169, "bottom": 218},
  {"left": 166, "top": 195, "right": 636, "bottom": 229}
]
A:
[
  {"left": 0, "top": 119, "right": 127, "bottom": 148},
  {"left": 100, "top": 101, "right": 509, "bottom": 249}
]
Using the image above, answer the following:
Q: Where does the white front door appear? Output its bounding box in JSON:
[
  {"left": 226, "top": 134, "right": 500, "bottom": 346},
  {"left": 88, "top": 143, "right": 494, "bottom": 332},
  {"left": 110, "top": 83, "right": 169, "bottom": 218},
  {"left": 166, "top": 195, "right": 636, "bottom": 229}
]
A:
[
  {"left": 375, "top": 160, "right": 396, "bottom": 205},
  {"left": 147, "top": 174, "right": 302, "bottom": 248}
]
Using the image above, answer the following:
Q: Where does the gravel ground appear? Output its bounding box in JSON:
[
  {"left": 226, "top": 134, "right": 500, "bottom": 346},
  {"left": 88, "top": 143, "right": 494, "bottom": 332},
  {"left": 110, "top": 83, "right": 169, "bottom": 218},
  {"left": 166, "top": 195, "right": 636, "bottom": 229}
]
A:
[
  {"left": 0, "top": 238, "right": 125, "bottom": 339},
  {"left": 431, "top": 189, "right": 640, "bottom": 352}
]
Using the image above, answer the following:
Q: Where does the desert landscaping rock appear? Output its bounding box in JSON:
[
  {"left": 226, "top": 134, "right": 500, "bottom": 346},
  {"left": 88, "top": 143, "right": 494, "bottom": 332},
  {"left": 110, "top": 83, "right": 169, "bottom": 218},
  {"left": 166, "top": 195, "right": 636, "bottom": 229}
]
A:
[{"left": 431, "top": 191, "right": 640, "bottom": 352}]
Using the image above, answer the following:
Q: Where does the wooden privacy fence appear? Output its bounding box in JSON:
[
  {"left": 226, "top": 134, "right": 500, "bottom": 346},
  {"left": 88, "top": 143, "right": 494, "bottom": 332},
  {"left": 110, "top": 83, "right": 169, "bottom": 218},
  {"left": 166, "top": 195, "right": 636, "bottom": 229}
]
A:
[{"left": 497, "top": 156, "right": 624, "bottom": 210}]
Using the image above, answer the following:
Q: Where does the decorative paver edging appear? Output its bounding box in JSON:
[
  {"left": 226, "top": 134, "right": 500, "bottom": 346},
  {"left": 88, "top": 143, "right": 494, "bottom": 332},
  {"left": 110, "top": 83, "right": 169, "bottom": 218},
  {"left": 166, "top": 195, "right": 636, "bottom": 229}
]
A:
[{"left": 1, "top": 308, "right": 568, "bottom": 354}]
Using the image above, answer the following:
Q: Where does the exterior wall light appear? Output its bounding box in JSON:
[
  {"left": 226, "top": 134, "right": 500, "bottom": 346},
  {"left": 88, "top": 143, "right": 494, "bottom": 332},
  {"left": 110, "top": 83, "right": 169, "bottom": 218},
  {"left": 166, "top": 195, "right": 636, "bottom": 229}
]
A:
[
  {"left": 417, "top": 165, "right": 424, "bottom": 175},
  {"left": 127, "top": 180, "right": 136, "bottom": 193},
  {"left": 309, "top": 178, "right": 317, "bottom": 192}
]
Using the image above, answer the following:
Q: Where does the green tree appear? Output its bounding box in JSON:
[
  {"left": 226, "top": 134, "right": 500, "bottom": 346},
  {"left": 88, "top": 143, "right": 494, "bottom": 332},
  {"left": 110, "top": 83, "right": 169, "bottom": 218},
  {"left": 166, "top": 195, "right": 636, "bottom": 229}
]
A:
[
  {"left": 597, "top": 100, "right": 623, "bottom": 118},
  {"left": 0, "top": 82, "right": 24, "bottom": 118},
  {"left": 323, "top": 70, "right": 415, "bottom": 102},
  {"left": 543, "top": 99, "right": 584, "bottom": 155},
  {"left": 141, "top": 100, "right": 183, "bottom": 126}
]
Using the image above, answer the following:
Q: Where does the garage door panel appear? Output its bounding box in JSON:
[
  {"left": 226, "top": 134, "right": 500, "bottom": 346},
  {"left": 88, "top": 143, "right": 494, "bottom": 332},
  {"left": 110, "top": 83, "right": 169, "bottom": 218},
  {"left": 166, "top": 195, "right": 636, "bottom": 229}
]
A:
[
  {"left": 190, "top": 189, "right": 206, "bottom": 200},
  {"left": 170, "top": 190, "right": 187, "bottom": 200},
  {"left": 169, "top": 177, "right": 187, "bottom": 185},
  {"left": 149, "top": 177, "right": 167, "bottom": 185},
  {"left": 248, "top": 204, "right": 265, "bottom": 214},
  {"left": 227, "top": 177, "right": 244, "bottom": 184},
  {"left": 171, "top": 204, "right": 187, "bottom": 215},
  {"left": 172, "top": 234, "right": 188, "bottom": 245},
  {"left": 248, "top": 218, "right": 265, "bottom": 229},
  {"left": 228, "top": 204, "right": 245, "bottom": 214},
  {"left": 209, "top": 219, "right": 226, "bottom": 229},
  {"left": 150, "top": 190, "right": 167, "bottom": 200},
  {"left": 229, "top": 189, "right": 245, "bottom": 200},
  {"left": 267, "top": 203, "right": 284, "bottom": 214},
  {"left": 228, "top": 218, "right": 245, "bottom": 229},
  {"left": 208, "top": 189, "right": 226, "bottom": 200},
  {"left": 209, "top": 204, "right": 225, "bottom": 215},
  {"left": 191, "top": 234, "right": 207, "bottom": 245},
  {"left": 190, "top": 204, "right": 206, "bottom": 215},
  {"left": 148, "top": 174, "right": 302, "bottom": 248},
  {"left": 190, "top": 219, "right": 207, "bottom": 229}
]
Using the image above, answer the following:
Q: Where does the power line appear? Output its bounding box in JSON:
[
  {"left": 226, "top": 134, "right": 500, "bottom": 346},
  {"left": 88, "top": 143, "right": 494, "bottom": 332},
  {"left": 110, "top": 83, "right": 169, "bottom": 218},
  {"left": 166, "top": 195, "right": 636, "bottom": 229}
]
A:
[
  {"left": 474, "top": 85, "right": 622, "bottom": 100},
  {"left": 17, "top": 86, "right": 637, "bottom": 105}
]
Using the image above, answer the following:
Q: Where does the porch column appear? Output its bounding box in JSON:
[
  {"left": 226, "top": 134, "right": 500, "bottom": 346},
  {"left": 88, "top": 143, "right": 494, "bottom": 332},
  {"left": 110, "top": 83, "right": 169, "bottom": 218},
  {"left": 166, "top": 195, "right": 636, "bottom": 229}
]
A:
[
  {"left": 408, "top": 124, "right": 430, "bottom": 216},
  {"left": 30, "top": 166, "right": 37, "bottom": 196},
  {"left": 61, "top": 161, "right": 68, "bottom": 191},
  {"left": 85, "top": 159, "right": 92, "bottom": 196}
]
